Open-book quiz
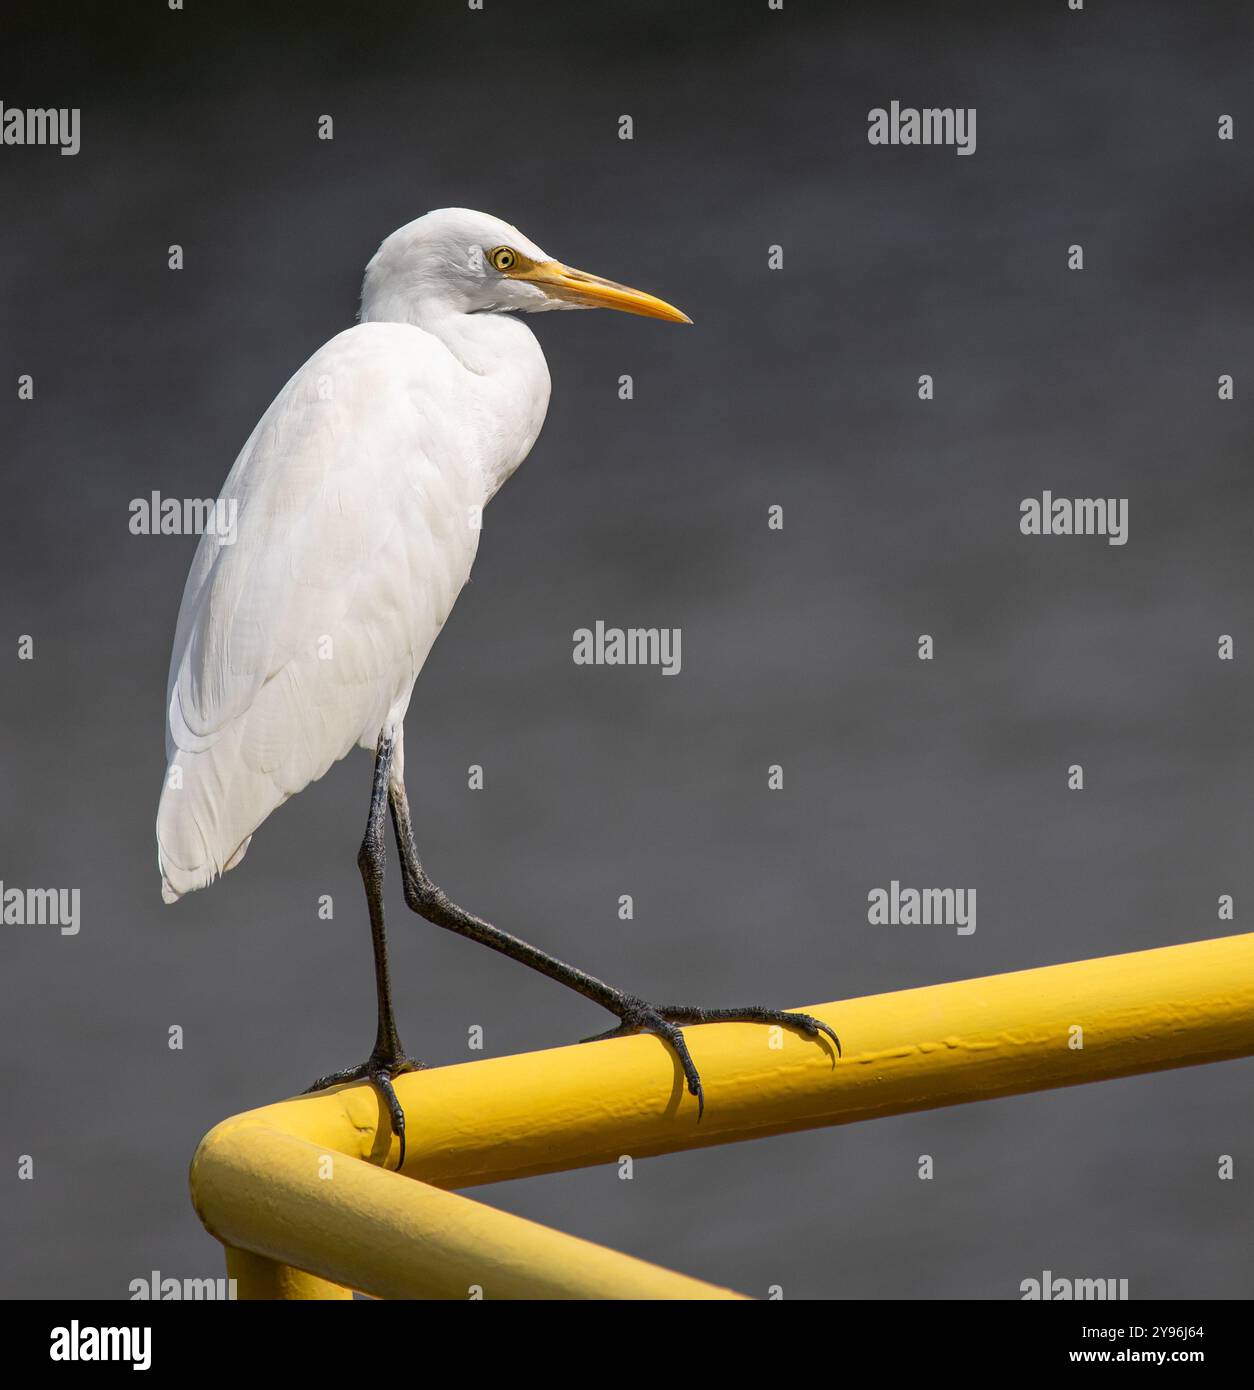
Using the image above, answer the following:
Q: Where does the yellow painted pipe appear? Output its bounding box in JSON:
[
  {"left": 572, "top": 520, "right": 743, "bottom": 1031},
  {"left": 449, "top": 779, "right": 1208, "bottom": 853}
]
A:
[
  {"left": 225, "top": 1247, "right": 352, "bottom": 1301},
  {"left": 191, "top": 932, "right": 1254, "bottom": 1297},
  {"left": 207, "top": 931, "right": 1254, "bottom": 1183},
  {"left": 194, "top": 1126, "right": 743, "bottom": 1299}
]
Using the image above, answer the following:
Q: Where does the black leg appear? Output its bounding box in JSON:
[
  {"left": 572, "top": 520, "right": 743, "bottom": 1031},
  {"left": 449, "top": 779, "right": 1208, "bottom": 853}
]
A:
[
  {"left": 305, "top": 735, "right": 422, "bottom": 1168},
  {"left": 388, "top": 778, "right": 838, "bottom": 1118}
]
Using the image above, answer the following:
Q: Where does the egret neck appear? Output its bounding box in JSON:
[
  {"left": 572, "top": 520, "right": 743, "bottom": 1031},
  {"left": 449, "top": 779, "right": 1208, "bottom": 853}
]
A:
[{"left": 362, "top": 297, "right": 551, "bottom": 508}]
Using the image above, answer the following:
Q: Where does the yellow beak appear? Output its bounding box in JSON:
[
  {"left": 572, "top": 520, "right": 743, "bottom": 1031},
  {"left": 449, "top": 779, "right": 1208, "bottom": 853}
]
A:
[{"left": 519, "top": 260, "right": 692, "bottom": 324}]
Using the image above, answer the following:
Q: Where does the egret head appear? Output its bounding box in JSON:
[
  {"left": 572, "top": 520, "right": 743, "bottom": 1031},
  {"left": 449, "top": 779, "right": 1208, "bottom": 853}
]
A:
[{"left": 361, "top": 207, "right": 691, "bottom": 326}]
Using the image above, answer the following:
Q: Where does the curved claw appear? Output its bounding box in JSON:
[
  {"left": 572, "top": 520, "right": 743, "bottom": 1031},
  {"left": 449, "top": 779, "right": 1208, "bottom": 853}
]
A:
[
  {"left": 657, "top": 1005, "right": 841, "bottom": 1059},
  {"left": 787, "top": 1013, "right": 842, "bottom": 1058},
  {"left": 590, "top": 1007, "right": 708, "bottom": 1119},
  {"left": 590, "top": 1000, "right": 842, "bottom": 1123},
  {"left": 652, "top": 1016, "right": 705, "bottom": 1120},
  {"left": 303, "top": 1055, "right": 424, "bottom": 1172},
  {"left": 370, "top": 1068, "right": 410, "bottom": 1171}
]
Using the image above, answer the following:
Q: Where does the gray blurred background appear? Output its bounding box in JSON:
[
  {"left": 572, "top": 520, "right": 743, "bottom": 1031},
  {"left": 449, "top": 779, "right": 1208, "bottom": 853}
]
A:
[{"left": 3, "top": 0, "right": 1253, "bottom": 1299}]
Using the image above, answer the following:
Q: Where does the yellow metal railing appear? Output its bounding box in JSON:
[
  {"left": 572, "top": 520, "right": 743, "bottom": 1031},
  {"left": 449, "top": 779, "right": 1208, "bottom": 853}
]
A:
[{"left": 190, "top": 931, "right": 1254, "bottom": 1298}]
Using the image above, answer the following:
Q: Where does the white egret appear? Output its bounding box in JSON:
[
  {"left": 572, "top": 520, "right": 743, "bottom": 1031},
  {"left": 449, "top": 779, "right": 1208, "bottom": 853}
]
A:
[{"left": 157, "top": 208, "right": 838, "bottom": 1164}]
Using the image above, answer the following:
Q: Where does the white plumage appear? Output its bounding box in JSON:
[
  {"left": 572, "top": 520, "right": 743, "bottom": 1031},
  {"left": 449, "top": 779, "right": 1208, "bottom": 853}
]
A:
[
  {"left": 157, "top": 208, "right": 685, "bottom": 902},
  {"left": 158, "top": 212, "right": 552, "bottom": 899}
]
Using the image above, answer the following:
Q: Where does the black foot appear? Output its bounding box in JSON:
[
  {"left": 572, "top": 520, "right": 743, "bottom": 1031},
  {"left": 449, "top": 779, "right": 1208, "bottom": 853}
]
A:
[
  {"left": 581, "top": 999, "right": 840, "bottom": 1119},
  {"left": 304, "top": 1051, "right": 424, "bottom": 1170}
]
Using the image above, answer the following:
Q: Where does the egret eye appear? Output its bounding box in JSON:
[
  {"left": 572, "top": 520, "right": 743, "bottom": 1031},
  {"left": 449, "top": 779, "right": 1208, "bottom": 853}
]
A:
[{"left": 489, "top": 246, "right": 517, "bottom": 273}]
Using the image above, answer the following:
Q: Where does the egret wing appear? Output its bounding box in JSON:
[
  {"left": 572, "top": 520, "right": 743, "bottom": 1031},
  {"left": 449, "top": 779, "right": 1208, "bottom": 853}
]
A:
[{"left": 157, "top": 324, "right": 482, "bottom": 899}]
